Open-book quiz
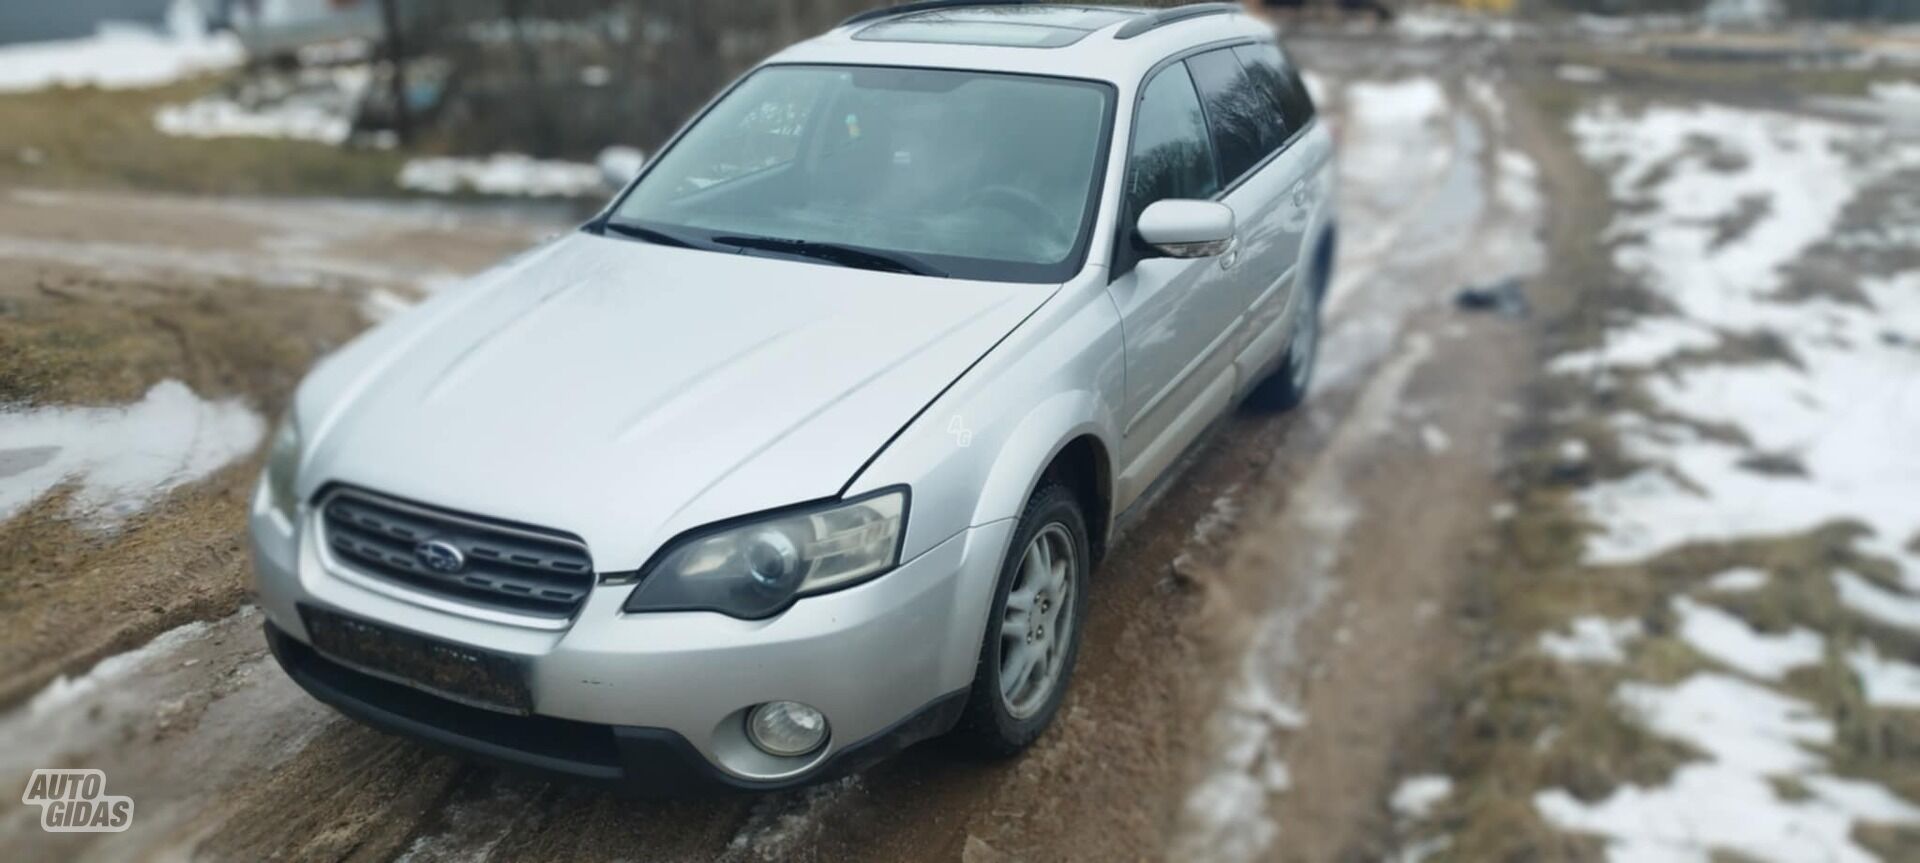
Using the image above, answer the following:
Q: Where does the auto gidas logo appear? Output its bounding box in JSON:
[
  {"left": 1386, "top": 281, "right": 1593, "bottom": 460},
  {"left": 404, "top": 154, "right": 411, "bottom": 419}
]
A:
[{"left": 21, "top": 769, "right": 133, "bottom": 832}]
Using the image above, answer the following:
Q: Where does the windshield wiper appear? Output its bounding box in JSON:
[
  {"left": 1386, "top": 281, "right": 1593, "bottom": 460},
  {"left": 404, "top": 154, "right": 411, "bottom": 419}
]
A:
[
  {"left": 710, "top": 235, "right": 946, "bottom": 278},
  {"left": 600, "top": 220, "right": 700, "bottom": 249}
]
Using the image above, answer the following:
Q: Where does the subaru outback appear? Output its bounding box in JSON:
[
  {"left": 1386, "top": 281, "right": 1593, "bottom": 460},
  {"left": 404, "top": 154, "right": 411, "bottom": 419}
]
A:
[{"left": 253, "top": 0, "right": 1337, "bottom": 793}]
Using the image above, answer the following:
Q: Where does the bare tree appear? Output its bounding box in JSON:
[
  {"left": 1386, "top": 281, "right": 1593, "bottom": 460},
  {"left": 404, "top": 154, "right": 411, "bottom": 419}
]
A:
[
  {"left": 500, "top": 0, "right": 559, "bottom": 156},
  {"left": 378, "top": 0, "right": 413, "bottom": 146}
]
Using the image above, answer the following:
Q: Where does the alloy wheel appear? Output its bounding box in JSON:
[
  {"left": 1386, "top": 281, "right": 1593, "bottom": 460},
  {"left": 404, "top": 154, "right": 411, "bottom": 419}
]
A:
[{"left": 998, "top": 522, "right": 1077, "bottom": 719}]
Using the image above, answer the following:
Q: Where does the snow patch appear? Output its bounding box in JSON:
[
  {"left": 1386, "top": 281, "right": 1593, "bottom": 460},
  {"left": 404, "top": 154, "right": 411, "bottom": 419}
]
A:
[
  {"left": 399, "top": 153, "right": 606, "bottom": 198},
  {"left": 1549, "top": 316, "right": 1719, "bottom": 375},
  {"left": 1704, "top": 567, "right": 1770, "bottom": 593},
  {"left": 0, "top": 0, "right": 242, "bottom": 93},
  {"left": 1493, "top": 149, "right": 1539, "bottom": 214},
  {"left": 1539, "top": 616, "right": 1642, "bottom": 664},
  {"left": 596, "top": 145, "right": 648, "bottom": 187},
  {"left": 1871, "top": 80, "right": 1920, "bottom": 105},
  {"left": 1848, "top": 644, "right": 1920, "bottom": 709},
  {"left": 154, "top": 65, "right": 373, "bottom": 146},
  {"left": 0, "top": 381, "right": 264, "bottom": 526},
  {"left": 1671, "top": 596, "right": 1822, "bottom": 681},
  {"left": 1393, "top": 9, "right": 1521, "bottom": 42},
  {"left": 1347, "top": 79, "right": 1447, "bottom": 134},
  {"left": 156, "top": 95, "right": 351, "bottom": 144},
  {"left": 1538, "top": 672, "right": 1920, "bottom": 862},
  {"left": 1834, "top": 570, "right": 1920, "bottom": 632},
  {"left": 25, "top": 619, "right": 213, "bottom": 718},
  {"left": 1539, "top": 763, "right": 1920, "bottom": 863},
  {"left": 1556, "top": 64, "right": 1607, "bottom": 85},
  {"left": 1390, "top": 775, "right": 1453, "bottom": 821},
  {"left": 1188, "top": 485, "right": 1243, "bottom": 551}
]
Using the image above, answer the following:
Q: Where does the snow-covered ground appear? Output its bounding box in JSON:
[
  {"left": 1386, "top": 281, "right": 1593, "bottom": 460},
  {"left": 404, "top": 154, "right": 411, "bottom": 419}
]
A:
[
  {"left": 0, "top": 380, "right": 263, "bottom": 527},
  {"left": 1537, "top": 674, "right": 1920, "bottom": 863},
  {"left": 0, "top": 0, "right": 241, "bottom": 94},
  {"left": 1565, "top": 102, "right": 1920, "bottom": 586},
  {"left": 1532, "top": 98, "right": 1920, "bottom": 862}
]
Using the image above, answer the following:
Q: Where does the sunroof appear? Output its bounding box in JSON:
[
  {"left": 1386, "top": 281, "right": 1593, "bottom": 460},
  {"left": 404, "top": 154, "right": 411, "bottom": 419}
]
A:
[{"left": 855, "top": 6, "right": 1141, "bottom": 49}]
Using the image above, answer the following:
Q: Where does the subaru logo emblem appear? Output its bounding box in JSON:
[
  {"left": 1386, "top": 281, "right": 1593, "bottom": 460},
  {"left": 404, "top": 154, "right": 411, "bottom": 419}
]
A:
[{"left": 415, "top": 539, "right": 465, "bottom": 574}]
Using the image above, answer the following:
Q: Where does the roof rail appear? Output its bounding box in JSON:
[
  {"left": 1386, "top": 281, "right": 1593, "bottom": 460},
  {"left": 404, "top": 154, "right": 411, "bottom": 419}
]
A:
[
  {"left": 840, "top": 0, "right": 1044, "bottom": 28},
  {"left": 1112, "top": 2, "right": 1239, "bottom": 39}
]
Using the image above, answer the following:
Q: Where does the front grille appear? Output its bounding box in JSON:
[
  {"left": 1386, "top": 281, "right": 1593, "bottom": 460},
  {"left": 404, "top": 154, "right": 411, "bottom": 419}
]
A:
[{"left": 320, "top": 487, "right": 594, "bottom": 618}]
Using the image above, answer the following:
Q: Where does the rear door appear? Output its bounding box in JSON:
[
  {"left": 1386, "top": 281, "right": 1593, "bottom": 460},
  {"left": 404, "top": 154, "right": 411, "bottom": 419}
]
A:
[
  {"left": 1186, "top": 43, "right": 1317, "bottom": 385},
  {"left": 1106, "top": 60, "right": 1239, "bottom": 504}
]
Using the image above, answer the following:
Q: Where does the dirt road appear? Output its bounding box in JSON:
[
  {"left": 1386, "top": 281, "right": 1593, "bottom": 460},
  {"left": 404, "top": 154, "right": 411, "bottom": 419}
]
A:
[{"left": 4, "top": 28, "right": 1829, "bottom": 862}]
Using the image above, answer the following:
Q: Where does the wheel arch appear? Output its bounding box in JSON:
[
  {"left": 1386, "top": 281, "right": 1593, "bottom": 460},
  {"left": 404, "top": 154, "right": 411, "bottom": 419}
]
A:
[
  {"left": 969, "top": 393, "right": 1117, "bottom": 567},
  {"left": 1037, "top": 434, "right": 1113, "bottom": 564}
]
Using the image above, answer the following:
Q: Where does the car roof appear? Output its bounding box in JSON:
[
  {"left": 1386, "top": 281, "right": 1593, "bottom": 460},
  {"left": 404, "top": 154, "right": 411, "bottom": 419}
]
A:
[{"left": 765, "top": 3, "right": 1275, "bottom": 86}]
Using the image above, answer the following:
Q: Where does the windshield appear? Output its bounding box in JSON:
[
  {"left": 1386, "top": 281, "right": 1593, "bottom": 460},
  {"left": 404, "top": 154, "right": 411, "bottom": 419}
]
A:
[{"left": 607, "top": 65, "right": 1115, "bottom": 283}]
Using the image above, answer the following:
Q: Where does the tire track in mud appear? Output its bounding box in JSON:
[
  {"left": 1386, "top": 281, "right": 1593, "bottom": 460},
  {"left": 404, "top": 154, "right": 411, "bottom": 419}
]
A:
[{"left": 1167, "top": 51, "right": 1550, "bottom": 863}]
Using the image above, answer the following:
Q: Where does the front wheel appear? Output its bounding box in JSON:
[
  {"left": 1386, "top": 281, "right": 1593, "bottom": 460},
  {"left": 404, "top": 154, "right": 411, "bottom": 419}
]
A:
[{"left": 948, "top": 482, "right": 1091, "bottom": 757}]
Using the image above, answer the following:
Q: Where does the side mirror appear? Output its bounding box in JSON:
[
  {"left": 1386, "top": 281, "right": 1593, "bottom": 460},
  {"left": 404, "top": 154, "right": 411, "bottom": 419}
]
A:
[{"left": 1136, "top": 200, "right": 1236, "bottom": 259}]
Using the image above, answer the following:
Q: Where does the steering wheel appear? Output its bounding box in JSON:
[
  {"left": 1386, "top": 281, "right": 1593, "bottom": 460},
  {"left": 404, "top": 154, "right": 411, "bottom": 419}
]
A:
[{"left": 962, "top": 184, "right": 1063, "bottom": 238}]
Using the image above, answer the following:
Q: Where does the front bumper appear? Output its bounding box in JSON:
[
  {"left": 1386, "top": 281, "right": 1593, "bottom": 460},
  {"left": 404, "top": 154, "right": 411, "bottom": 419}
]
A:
[
  {"left": 264, "top": 622, "right": 967, "bottom": 794},
  {"left": 249, "top": 482, "right": 1012, "bottom": 790}
]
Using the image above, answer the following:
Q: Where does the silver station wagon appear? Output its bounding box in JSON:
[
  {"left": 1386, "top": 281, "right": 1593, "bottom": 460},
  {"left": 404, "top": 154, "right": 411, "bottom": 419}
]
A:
[{"left": 252, "top": 0, "right": 1337, "bottom": 793}]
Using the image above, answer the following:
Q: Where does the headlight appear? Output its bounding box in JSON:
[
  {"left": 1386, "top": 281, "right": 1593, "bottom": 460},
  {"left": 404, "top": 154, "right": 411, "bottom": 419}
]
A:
[
  {"left": 265, "top": 415, "right": 302, "bottom": 521},
  {"left": 622, "top": 488, "right": 907, "bottom": 619}
]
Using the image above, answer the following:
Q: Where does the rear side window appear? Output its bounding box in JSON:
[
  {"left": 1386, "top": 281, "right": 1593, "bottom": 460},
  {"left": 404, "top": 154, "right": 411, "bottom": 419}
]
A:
[
  {"left": 1237, "top": 42, "right": 1317, "bottom": 134},
  {"left": 1232, "top": 43, "right": 1300, "bottom": 143},
  {"left": 1125, "top": 62, "right": 1220, "bottom": 223},
  {"left": 1183, "top": 48, "right": 1273, "bottom": 184}
]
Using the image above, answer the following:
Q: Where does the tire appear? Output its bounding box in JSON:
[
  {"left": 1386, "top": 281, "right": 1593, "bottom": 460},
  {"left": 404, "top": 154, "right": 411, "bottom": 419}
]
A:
[
  {"left": 1246, "top": 285, "right": 1321, "bottom": 413},
  {"left": 948, "top": 482, "right": 1092, "bottom": 757}
]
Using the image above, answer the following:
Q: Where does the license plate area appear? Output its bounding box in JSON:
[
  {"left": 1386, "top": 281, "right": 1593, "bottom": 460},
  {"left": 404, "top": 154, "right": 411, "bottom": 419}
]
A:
[{"left": 300, "top": 606, "right": 533, "bottom": 715}]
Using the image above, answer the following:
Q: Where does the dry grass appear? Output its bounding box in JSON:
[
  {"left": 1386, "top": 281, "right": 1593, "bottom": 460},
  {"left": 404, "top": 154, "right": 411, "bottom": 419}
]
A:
[
  {"left": 0, "top": 268, "right": 364, "bottom": 408},
  {"left": 0, "top": 77, "right": 407, "bottom": 197}
]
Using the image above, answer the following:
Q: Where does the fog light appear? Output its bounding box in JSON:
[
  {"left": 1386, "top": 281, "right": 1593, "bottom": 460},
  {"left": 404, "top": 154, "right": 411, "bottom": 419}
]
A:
[{"left": 746, "top": 701, "right": 828, "bottom": 757}]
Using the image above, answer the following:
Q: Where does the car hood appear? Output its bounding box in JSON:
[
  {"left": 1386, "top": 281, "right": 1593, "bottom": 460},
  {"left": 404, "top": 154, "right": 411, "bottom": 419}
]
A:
[{"left": 298, "top": 233, "right": 1050, "bottom": 570}]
